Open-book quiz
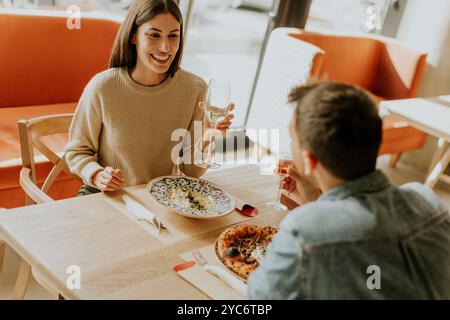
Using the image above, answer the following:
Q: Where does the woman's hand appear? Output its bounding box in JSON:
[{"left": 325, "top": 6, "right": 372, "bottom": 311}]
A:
[
  {"left": 199, "top": 102, "right": 235, "bottom": 151},
  {"left": 200, "top": 102, "right": 235, "bottom": 132},
  {"left": 214, "top": 103, "right": 235, "bottom": 133},
  {"left": 92, "top": 166, "right": 125, "bottom": 192},
  {"left": 279, "top": 160, "right": 322, "bottom": 205}
]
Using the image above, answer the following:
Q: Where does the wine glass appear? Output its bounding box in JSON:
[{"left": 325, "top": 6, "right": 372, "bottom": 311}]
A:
[
  {"left": 197, "top": 78, "right": 231, "bottom": 169},
  {"left": 172, "top": 149, "right": 184, "bottom": 176},
  {"left": 266, "top": 152, "right": 291, "bottom": 211}
]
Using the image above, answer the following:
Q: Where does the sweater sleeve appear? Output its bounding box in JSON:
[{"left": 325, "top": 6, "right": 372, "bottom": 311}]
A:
[
  {"left": 65, "top": 80, "right": 104, "bottom": 186},
  {"left": 180, "top": 79, "right": 208, "bottom": 178}
]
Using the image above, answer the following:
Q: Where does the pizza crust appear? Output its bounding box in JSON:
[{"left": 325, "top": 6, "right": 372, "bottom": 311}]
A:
[{"left": 215, "top": 225, "right": 278, "bottom": 281}]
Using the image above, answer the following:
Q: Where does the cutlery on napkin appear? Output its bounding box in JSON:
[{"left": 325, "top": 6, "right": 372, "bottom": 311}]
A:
[
  {"left": 122, "top": 195, "right": 167, "bottom": 234},
  {"left": 202, "top": 263, "right": 247, "bottom": 297},
  {"left": 173, "top": 260, "right": 247, "bottom": 299},
  {"left": 192, "top": 250, "right": 247, "bottom": 297}
]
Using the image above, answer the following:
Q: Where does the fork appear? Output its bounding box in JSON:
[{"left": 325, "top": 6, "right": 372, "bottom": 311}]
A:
[
  {"left": 192, "top": 250, "right": 247, "bottom": 296},
  {"left": 192, "top": 250, "right": 208, "bottom": 266}
]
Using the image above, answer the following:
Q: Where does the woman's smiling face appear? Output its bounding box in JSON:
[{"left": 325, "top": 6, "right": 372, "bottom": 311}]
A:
[{"left": 132, "top": 12, "right": 181, "bottom": 76}]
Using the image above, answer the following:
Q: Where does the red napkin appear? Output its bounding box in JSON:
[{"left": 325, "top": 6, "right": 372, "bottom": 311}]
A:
[
  {"left": 173, "top": 261, "right": 195, "bottom": 272},
  {"left": 234, "top": 198, "right": 259, "bottom": 217}
]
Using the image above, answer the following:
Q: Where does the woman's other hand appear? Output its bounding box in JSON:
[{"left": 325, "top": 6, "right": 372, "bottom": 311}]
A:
[{"left": 92, "top": 166, "right": 125, "bottom": 192}]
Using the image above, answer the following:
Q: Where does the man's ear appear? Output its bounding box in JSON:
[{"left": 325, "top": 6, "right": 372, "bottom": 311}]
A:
[{"left": 302, "top": 150, "right": 317, "bottom": 176}]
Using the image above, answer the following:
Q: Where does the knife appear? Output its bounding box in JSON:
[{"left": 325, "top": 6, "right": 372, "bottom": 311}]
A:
[
  {"left": 202, "top": 264, "right": 247, "bottom": 297},
  {"left": 122, "top": 195, "right": 165, "bottom": 233}
]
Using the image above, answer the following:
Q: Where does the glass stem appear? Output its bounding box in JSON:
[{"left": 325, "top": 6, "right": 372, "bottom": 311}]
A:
[
  {"left": 276, "top": 175, "right": 284, "bottom": 203},
  {"left": 205, "top": 127, "right": 216, "bottom": 164},
  {"left": 176, "top": 159, "right": 181, "bottom": 175}
]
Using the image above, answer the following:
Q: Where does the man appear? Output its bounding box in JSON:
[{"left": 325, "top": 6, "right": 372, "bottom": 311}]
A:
[{"left": 247, "top": 82, "right": 450, "bottom": 299}]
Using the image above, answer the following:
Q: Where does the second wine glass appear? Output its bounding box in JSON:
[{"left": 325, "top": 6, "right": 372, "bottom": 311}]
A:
[
  {"left": 266, "top": 152, "right": 292, "bottom": 211},
  {"left": 197, "top": 78, "right": 231, "bottom": 169}
]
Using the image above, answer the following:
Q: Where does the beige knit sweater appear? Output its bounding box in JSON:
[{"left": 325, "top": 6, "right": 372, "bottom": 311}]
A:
[{"left": 65, "top": 67, "right": 207, "bottom": 187}]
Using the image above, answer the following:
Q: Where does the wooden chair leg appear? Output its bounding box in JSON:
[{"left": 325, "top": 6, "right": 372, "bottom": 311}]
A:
[
  {"left": 12, "top": 259, "right": 31, "bottom": 300},
  {"left": 427, "top": 139, "right": 448, "bottom": 176},
  {"left": 389, "top": 153, "right": 402, "bottom": 168},
  {"left": 33, "top": 269, "right": 61, "bottom": 299},
  {"left": 0, "top": 242, "right": 5, "bottom": 277},
  {"left": 425, "top": 147, "right": 450, "bottom": 189}
]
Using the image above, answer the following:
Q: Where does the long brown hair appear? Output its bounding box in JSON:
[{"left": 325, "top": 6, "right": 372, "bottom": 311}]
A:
[{"left": 109, "top": 0, "right": 183, "bottom": 77}]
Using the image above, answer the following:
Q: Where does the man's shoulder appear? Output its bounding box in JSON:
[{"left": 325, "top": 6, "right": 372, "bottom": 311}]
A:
[
  {"left": 282, "top": 182, "right": 448, "bottom": 246},
  {"left": 399, "top": 182, "right": 447, "bottom": 213},
  {"left": 281, "top": 200, "right": 376, "bottom": 245}
]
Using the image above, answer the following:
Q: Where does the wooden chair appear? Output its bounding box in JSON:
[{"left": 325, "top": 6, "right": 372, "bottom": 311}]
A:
[{"left": 14, "top": 113, "right": 77, "bottom": 300}]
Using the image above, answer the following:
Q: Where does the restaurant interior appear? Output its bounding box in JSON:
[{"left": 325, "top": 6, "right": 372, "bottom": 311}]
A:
[{"left": 0, "top": 0, "right": 449, "bottom": 300}]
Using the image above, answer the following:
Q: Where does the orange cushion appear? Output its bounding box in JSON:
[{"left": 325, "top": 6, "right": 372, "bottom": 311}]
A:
[
  {"left": 0, "top": 12, "right": 120, "bottom": 108},
  {"left": 0, "top": 165, "right": 83, "bottom": 209},
  {"left": 380, "top": 114, "right": 427, "bottom": 155},
  {"left": 291, "top": 30, "right": 427, "bottom": 100},
  {"left": 291, "top": 32, "right": 381, "bottom": 90}
]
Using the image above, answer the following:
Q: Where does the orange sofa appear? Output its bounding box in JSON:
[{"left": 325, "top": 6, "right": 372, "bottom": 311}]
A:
[
  {"left": 288, "top": 30, "right": 428, "bottom": 163},
  {"left": 0, "top": 9, "right": 121, "bottom": 208}
]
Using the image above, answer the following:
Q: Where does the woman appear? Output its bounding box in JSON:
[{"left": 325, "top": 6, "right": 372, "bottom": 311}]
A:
[{"left": 65, "top": 0, "right": 233, "bottom": 195}]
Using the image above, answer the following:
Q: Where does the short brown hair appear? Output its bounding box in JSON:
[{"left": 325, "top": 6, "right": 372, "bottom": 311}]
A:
[
  {"left": 109, "top": 0, "right": 183, "bottom": 77},
  {"left": 289, "top": 82, "right": 382, "bottom": 180}
]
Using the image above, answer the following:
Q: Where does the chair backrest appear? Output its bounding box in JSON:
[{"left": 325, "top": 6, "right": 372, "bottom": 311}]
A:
[
  {"left": 0, "top": 9, "right": 121, "bottom": 108},
  {"left": 18, "top": 114, "right": 74, "bottom": 204},
  {"left": 372, "top": 38, "right": 427, "bottom": 100},
  {"left": 246, "top": 27, "right": 324, "bottom": 155},
  {"left": 290, "top": 30, "right": 427, "bottom": 100}
]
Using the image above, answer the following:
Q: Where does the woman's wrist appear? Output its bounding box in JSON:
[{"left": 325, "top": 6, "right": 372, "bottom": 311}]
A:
[{"left": 91, "top": 169, "right": 103, "bottom": 188}]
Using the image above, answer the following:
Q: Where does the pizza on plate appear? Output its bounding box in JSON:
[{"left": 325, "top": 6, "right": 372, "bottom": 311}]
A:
[{"left": 215, "top": 225, "right": 278, "bottom": 282}]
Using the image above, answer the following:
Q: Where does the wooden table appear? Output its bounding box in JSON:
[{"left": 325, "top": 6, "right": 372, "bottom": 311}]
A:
[
  {"left": 0, "top": 165, "right": 285, "bottom": 299},
  {"left": 381, "top": 95, "right": 450, "bottom": 189}
]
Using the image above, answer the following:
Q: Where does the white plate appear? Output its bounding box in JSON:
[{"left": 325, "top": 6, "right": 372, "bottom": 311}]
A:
[{"left": 146, "top": 176, "right": 235, "bottom": 219}]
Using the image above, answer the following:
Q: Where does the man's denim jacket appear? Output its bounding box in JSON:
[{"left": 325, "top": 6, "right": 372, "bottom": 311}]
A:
[{"left": 247, "top": 170, "right": 450, "bottom": 299}]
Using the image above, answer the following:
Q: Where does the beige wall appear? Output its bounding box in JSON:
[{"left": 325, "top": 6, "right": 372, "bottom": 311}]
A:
[{"left": 394, "top": 0, "right": 450, "bottom": 172}]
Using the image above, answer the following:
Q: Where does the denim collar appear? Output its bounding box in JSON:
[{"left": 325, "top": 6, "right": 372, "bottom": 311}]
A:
[{"left": 318, "top": 170, "right": 391, "bottom": 202}]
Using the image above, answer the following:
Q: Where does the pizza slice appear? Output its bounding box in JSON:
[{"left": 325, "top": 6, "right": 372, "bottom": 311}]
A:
[{"left": 215, "top": 225, "right": 278, "bottom": 281}]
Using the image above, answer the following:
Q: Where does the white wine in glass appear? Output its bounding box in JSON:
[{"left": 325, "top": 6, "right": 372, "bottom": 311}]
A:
[
  {"left": 266, "top": 152, "right": 291, "bottom": 211},
  {"left": 206, "top": 105, "right": 230, "bottom": 124},
  {"left": 197, "top": 78, "right": 231, "bottom": 169}
]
